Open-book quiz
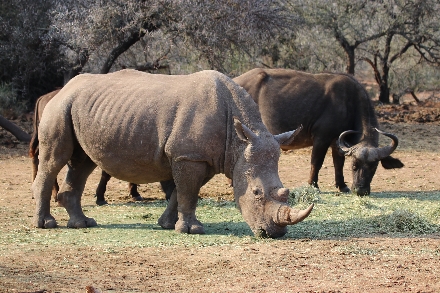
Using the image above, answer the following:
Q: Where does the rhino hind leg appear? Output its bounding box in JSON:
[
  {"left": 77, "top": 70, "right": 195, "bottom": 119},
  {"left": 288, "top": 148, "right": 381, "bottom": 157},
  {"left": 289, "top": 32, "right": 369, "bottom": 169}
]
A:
[
  {"left": 31, "top": 147, "right": 61, "bottom": 204},
  {"left": 33, "top": 144, "right": 74, "bottom": 229},
  {"left": 171, "top": 160, "right": 210, "bottom": 234},
  {"left": 57, "top": 152, "right": 98, "bottom": 228},
  {"left": 331, "top": 142, "right": 350, "bottom": 193}
]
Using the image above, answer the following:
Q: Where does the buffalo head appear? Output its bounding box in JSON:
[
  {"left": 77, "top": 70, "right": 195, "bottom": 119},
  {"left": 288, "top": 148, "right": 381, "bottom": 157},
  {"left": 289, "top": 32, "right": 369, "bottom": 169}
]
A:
[
  {"left": 232, "top": 119, "right": 313, "bottom": 238},
  {"left": 338, "top": 128, "right": 404, "bottom": 196}
]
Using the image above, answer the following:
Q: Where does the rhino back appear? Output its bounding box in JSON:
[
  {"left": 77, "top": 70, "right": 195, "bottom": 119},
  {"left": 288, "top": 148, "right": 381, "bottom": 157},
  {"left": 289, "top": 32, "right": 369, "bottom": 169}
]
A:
[{"left": 54, "top": 70, "right": 262, "bottom": 183}]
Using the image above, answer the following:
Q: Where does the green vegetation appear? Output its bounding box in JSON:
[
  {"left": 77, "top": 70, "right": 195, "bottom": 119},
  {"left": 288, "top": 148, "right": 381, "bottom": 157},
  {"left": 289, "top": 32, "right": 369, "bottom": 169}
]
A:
[{"left": 1, "top": 187, "right": 438, "bottom": 253}]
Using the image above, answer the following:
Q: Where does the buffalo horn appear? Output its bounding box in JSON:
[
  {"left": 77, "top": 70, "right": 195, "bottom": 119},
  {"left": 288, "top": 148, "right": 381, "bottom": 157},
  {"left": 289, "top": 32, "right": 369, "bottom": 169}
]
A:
[
  {"left": 275, "top": 204, "right": 314, "bottom": 226},
  {"left": 337, "top": 130, "right": 360, "bottom": 156},
  {"left": 374, "top": 128, "right": 399, "bottom": 159}
]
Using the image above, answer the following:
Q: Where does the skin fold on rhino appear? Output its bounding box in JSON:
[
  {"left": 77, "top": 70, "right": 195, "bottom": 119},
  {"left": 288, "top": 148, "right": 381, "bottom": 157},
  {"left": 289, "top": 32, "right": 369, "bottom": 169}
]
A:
[
  {"left": 29, "top": 89, "right": 150, "bottom": 205},
  {"left": 30, "top": 84, "right": 171, "bottom": 221},
  {"left": 234, "top": 68, "right": 404, "bottom": 196},
  {"left": 32, "top": 69, "right": 313, "bottom": 238}
]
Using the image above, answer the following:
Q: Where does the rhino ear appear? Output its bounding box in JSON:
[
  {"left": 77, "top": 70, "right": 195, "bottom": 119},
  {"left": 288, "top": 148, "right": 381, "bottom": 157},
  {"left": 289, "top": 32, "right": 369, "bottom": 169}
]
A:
[
  {"left": 274, "top": 125, "right": 302, "bottom": 146},
  {"left": 234, "top": 118, "right": 257, "bottom": 143}
]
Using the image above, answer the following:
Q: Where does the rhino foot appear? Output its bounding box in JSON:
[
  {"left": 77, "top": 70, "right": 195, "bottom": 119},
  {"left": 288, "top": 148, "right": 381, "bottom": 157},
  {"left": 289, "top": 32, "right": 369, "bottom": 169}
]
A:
[
  {"left": 67, "top": 217, "right": 97, "bottom": 228},
  {"left": 175, "top": 219, "right": 205, "bottom": 234},
  {"left": 34, "top": 215, "right": 57, "bottom": 229},
  {"left": 158, "top": 213, "right": 178, "bottom": 229}
]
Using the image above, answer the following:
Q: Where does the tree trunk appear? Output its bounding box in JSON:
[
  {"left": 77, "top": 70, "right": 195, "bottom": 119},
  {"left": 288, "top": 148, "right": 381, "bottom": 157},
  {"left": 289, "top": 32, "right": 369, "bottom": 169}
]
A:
[
  {"left": 409, "top": 91, "right": 420, "bottom": 104},
  {"left": 0, "top": 115, "right": 31, "bottom": 142},
  {"left": 345, "top": 46, "right": 356, "bottom": 75},
  {"left": 378, "top": 84, "right": 390, "bottom": 104}
]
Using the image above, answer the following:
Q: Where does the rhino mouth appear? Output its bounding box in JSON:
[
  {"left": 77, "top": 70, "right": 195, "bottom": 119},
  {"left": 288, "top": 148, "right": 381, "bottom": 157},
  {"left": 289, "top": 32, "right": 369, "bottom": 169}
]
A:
[{"left": 253, "top": 226, "right": 287, "bottom": 239}]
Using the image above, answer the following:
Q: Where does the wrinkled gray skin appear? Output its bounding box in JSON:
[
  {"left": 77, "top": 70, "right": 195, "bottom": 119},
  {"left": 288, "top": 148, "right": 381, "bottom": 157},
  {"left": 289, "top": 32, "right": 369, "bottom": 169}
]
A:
[
  {"left": 29, "top": 89, "right": 144, "bottom": 205},
  {"left": 33, "top": 69, "right": 313, "bottom": 238},
  {"left": 234, "top": 68, "right": 403, "bottom": 196}
]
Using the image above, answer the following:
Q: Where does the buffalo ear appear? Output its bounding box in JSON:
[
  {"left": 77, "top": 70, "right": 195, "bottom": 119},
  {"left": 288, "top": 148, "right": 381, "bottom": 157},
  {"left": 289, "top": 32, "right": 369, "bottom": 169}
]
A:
[
  {"left": 380, "top": 156, "right": 404, "bottom": 169},
  {"left": 274, "top": 125, "right": 303, "bottom": 146},
  {"left": 234, "top": 118, "right": 257, "bottom": 143}
]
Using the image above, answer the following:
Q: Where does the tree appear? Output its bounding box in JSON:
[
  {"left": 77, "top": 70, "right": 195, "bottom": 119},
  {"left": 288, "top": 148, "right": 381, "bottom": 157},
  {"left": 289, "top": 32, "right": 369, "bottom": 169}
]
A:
[
  {"left": 49, "top": 0, "right": 298, "bottom": 75},
  {"left": 290, "top": 0, "right": 440, "bottom": 103},
  {"left": 0, "top": 115, "right": 30, "bottom": 142},
  {"left": 291, "top": 0, "right": 388, "bottom": 75},
  {"left": 0, "top": 0, "right": 64, "bottom": 107},
  {"left": 361, "top": 0, "right": 440, "bottom": 103}
]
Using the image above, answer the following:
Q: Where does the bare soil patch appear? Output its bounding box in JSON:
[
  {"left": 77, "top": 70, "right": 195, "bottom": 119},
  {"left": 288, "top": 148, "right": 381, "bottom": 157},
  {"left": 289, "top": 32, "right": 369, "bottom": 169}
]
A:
[{"left": 0, "top": 101, "right": 440, "bottom": 293}]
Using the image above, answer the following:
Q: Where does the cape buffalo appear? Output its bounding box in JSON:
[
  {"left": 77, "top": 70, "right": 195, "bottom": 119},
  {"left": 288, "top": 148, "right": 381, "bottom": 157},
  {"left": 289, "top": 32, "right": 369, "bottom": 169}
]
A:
[
  {"left": 32, "top": 69, "right": 312, "bottom": 238},
  {"left": 234, "top": 68, "right": 404, "bottom": 196},
  {"left": 29, "top": 89, "right": 147, "bottom": 205}
]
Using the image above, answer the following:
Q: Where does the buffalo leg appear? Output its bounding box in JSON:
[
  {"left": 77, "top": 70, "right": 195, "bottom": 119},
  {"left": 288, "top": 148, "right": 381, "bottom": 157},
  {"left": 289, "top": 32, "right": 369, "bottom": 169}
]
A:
[
  {"left": 309, "top": 140, "right": 331, "bottom": 190},
  {"left": 95, "top": 171, "right": 111, "bottom": 205},
  {"left": 57, "top": 152, "right": 98, "bottom": 228},
  {"left": 96, "top": 171, "right": 143, "bottom": 205},
  {"left": 331, "top": 142, "right": 350, "bottom": 193},
  {"left": 128, "top": 183, "right": 143, "bottom": 201}
]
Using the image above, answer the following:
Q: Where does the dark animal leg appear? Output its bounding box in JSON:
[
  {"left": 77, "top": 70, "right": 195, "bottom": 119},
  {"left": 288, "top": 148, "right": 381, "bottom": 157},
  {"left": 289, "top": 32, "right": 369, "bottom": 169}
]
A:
[
  {"left": 95, "top": 171, "right": 111, "bottom": 205},
  {"left": 129, "top": 183, "right": 143, "bottom": 201},
  {"left": 160, "top": 180, "right": 176, "bottom": 201},
  {"left": 309, "top": 140, "right": 330, "bottom": 190},
  {"left": 331, "top": 142, "right": 350, "bottom": 193},
  {"left": 57, "top": 152, "right": 98, "bottom": 228}
]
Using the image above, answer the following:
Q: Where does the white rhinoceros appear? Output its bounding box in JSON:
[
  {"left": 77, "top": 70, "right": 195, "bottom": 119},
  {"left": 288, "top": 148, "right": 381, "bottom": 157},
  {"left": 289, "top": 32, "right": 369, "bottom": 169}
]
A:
[{"left": 32, "top": 69, "right": 313, "bottom": 238}]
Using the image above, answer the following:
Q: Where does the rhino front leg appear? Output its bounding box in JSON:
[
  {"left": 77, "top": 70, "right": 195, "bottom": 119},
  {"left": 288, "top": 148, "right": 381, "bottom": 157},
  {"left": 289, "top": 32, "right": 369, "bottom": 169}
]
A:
[
  {"left": 172, "top": 161, "right": 209, "bottom": 234},
  {"left": 57, "top": 154, "right": 98, "bottom": 228}
]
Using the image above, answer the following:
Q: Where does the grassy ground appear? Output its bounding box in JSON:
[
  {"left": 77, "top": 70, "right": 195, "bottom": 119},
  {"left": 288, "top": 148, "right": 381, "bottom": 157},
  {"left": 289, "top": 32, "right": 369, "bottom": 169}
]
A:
[{"left": 2, "top": 187, "right": 438, "bottom": 254}]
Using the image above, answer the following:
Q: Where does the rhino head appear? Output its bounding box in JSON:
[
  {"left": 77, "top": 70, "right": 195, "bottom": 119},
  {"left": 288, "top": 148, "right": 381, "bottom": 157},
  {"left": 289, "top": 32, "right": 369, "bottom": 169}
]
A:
[
  {"left": 338, "top": 128, "right": 404, "bottom": 196},
  {"left": 232, "top": 119, "right": 313, "bottom": 238}
]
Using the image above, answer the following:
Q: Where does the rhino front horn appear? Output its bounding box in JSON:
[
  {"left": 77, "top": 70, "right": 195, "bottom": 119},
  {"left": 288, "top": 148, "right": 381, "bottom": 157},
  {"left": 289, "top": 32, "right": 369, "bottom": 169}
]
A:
[{"left": 275, "top": 204, "right": 314, "bottom": 226}]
